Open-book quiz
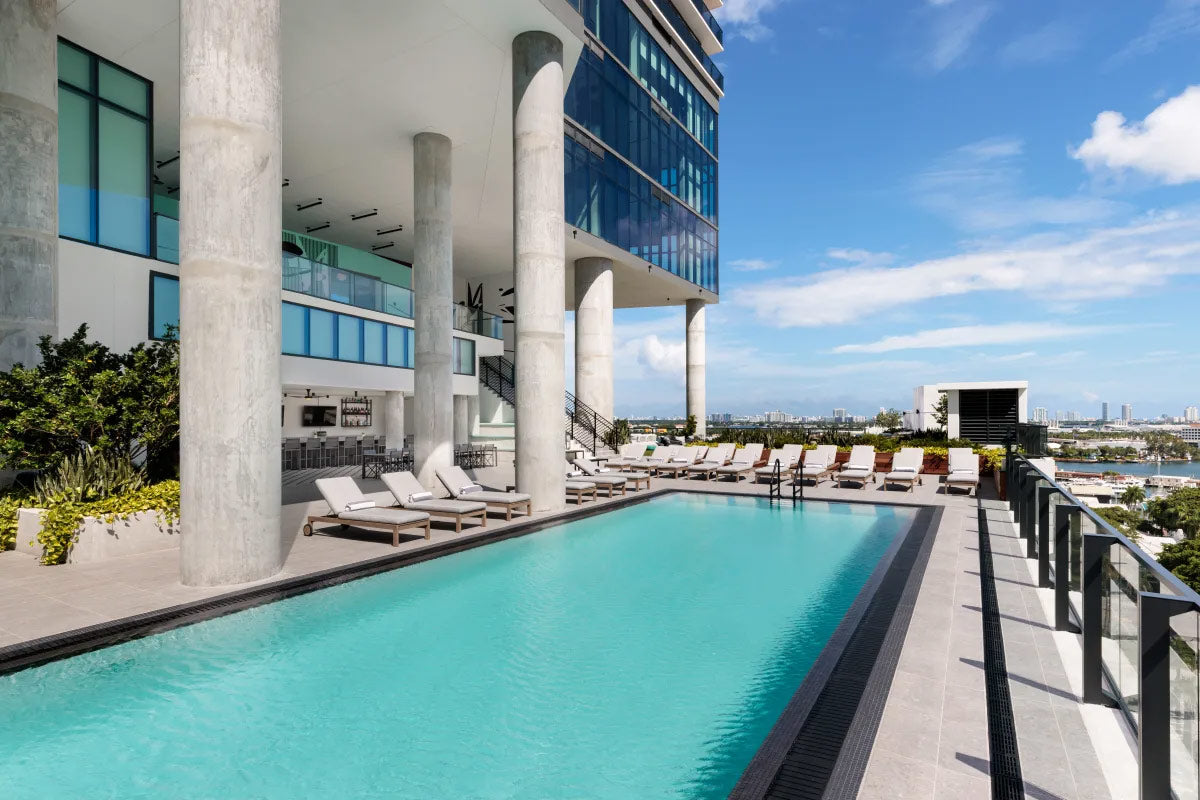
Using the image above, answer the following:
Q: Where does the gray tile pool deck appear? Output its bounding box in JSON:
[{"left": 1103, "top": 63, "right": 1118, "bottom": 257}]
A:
[{"left": 0, "top": 472, "right": 1136, "bottom": 798}]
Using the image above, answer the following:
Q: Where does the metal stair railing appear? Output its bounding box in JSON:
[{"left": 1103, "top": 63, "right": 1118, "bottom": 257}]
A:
[{"left": 479, "top": 355, "right": 618, "bottom": 456}]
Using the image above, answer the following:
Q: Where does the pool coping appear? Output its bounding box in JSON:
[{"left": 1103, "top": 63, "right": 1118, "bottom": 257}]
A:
[{"left": 729, "top": 502, "right": 943, "bottom": 799}]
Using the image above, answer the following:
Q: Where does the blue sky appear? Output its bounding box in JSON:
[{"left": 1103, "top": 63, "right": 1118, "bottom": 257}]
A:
[{"left": 583, "top": 0, "right": 1200, "bottom": 420}]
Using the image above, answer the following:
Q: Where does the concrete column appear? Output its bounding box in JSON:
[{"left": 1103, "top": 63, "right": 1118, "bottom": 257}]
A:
[
  {"left": 383, "top": 391, "right": 405, "bottom": 447},
  {"left": 413, "top": 132, "right": 454, "bottom": 488},
  {"left": 0, "top": 0, "right": 57, "bottom": 370},
  {"left": 573, "top": 257, "right": 613, "bottom": 421},
  {"left": 686, "top": 299, "right": 706, "bottom": 438},
  {"left": 467, "top": 394, "right": 480, "bottom": 440},
  {"left": 178, "top": 0, "right": 282, "bottom": 586},
  {"left": 453, "top": 394, "right": 470, "bottom": 445},
  {"left": 513, "top": 31, "right": 565, "bottom": 514}
]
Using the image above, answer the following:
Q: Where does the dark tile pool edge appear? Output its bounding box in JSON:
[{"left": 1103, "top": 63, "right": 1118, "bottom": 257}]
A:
[
  {"left": 0, "top": 488, "right": 672, "bottom": 676},
  {"left": 729, "top": 504, "right": 943, "bottom": 800}
]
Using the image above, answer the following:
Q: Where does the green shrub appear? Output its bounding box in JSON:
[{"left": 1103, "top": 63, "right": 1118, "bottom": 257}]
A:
[
  {"left": 1159, "top": 537, "right": 1200, "bottom": 594},
  {"left": 0, "top": 493, "right": 26, "bottom": 551},
  {"left": 32, "top": 480, "right": 180, "bottom": 565},
  {"left": 603, "top": 418, "right": 632, "bottom": 450},
  {"left": 34, "top": 445, "right": 145, "bottom": 504}
]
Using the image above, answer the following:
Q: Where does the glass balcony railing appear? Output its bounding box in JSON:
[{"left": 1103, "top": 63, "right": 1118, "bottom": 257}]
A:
[
  {"left": 649, "top": 0, "right": 725, "bottom": 90},
  {"left": 453, "top": 305, "right": 505, "bottom": 340},
  {"left": 691, "top": 0, "right": 724, "bottom": 45}
]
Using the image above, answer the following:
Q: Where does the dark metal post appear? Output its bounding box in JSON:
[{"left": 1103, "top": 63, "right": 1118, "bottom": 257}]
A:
[
  {"left": 1139, "top": 592, "right": 1194, "bottom": 800},
  {"left": 1024, "top": 469, "right": 1037, "bottom": 559},
  {"left": 1083, "top": 532, "right": 1119, "bottom": 705},
  {"left": 1055, "top": 505, "right": 1079, "bottom": 632},
  {"left": 1037, "top": 486, "right": 1054, "bottom": 588},
  {"left": 1012, "top": 462, "right": 1025, "bottom": 535}
]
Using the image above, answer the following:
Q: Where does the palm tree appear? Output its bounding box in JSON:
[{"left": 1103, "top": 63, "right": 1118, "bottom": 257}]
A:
[{"left": 1120, "top": 485, "right": 1146, "bottom": 511}]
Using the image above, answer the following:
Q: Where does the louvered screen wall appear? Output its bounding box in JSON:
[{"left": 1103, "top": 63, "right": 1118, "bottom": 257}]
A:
[{"left": 958, "top": 389, "right": 1019, "bottom": 445}]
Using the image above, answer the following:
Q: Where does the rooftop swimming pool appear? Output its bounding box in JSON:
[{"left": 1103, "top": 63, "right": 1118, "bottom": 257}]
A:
[{"left": 0, "top": 494, "right": 918, "bottom": 799}]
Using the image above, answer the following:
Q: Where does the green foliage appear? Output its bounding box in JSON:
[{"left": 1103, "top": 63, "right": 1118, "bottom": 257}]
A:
[
  {"left": 603, "top": 418, "right": 632, "bottom": 450},
  {"left": 0, "top": 493, "right": 27, "bottom": 551},
  {"left": 1120, "top": 485, "right": 1146, "bottom": 510},
  {"left": 874, "top": 408, "right": 903, "bottom": 430},
  {"left": 30, "top": 480, "right": 180, "bottom": 565},
  {"left": 34, "top": 445, "right": 145, "bottom": 504},
  {"left": 684, "top": 414, "right": 697, "bottom": 438},
  {"left": 0, "top": 325, "right": 180, "bottom": 481},
  {"left": 1145, "top": 431, "right": 1197, "bottom": 460},
  {"left": 1158, "top": 537, "right": 1200, "bottom": 594},
  {"left": 1095, "top": 505, "right": 1143, "bottom": 538},
  {"left": 1147, "top": 488, "right": 1200, "bottom": 539}
]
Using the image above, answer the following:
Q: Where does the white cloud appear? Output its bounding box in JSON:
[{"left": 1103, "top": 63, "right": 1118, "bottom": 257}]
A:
[
  {"left": 825, "top": 248, "right": 895, "bottom": 269},
  {"left": 728, "top": 258, "right": 779, "bottom": 272},
  {"left": 1112, "top": 0, "right": 1200, "bottom": 62},
  {"left": 999, "top": 20, "right": 1081, "bottom": 65},
  {"left": 714, "top": 0, "right": 784, "bottom": 42},
  {"left": 730, "top": 208, "right": 1200, "bottom": 327},
  {"left": 1082, "top": 390, "right": 1100, "bottom": 403},
  {"left": 917, "top": 136, "right": 1123, "bottom": 230},
  {"left": 924, "top": 1, "right": 992, "bottom": 72},
  {"left": 833, "top": 322, "right": 1109, "bottom": 354},
  {"left": 632, "top": 334, "right": 685, "bottom": 379},
  {"left": 1072, "top": 86, "right": 1200, "bottom": 185}
]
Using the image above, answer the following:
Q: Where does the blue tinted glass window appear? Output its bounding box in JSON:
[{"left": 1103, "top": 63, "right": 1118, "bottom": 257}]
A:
[
  {"left": 337, "top": 315, "right": 361, "bottom": 361},
  {"left": 282, "top": 303, "right": 307, "bottom": 355},
  {"left": 452, "top": 337, "right": 475, "bottom": 375},
  {"left": 58, "top": 87, "right": 95, "bottom": 242},
  {"left": 58, "top": 41, "right": 91, "bottom": 90},
  {"left": 363, "top": 320, "right": 384, "bottom": 364},
  {"left": 98, "top": 106, "right": 149, "bottom": 254},
  {"left": 386, "top": 325, "right": 411, "bottom": 368},
  {"left": 150, "top": 274, "right": 180, "bottom": 339},
  {"left": 309, "top": 309, "right": 335, "bottom": 358}
]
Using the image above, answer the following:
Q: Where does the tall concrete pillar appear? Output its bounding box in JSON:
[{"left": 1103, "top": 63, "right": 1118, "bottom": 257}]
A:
[
  {"left": 413, "top": 132, "right": 454, "bottom": 488},
  {"left": 0, "top": 0, "right": 57, "bottom": 370},
  {"left": 467, "top": 394, "right": 479, "bottom": 440},
  {"left": 574, "top": 257, "right": 613, "bottom": 421},
  {"left": 453, "top": 394, "right": 470, "bottom": 445},
  {"left": 686, "top": 299, "right": 706, "bottom": 438},
  {"left": 383, "top": 391, "right": 405, "bottom": 447},
  {"left": 178, "top": 0, "right": 282, "bottom": 586},
  {"left": 513, "top": 31, "right": 565, "bottom": 514}
]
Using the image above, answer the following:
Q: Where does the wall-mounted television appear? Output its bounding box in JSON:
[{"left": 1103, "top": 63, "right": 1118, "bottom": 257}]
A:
[{"left": 301, "top": 405, "right": 337, "bottom": 427}]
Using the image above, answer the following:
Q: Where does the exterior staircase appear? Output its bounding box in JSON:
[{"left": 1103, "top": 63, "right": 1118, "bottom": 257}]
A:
[{"left": 479, "top": 355, "right": 617, "bottom": 459}]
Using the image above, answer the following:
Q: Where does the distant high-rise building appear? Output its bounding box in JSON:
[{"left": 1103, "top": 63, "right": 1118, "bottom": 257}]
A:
[
  {"left": 1186, "top": 406, "right": 1200, "bottom": 422},
  {"left": 833, "top": 407, "right": 847, "bottom": 422},
  {"left": 764, "top": 410, "right": 787, "bottom": 423},
  {"left": 1032, "top": 407, "right": 1048, "bottom": 424},
  {"left": 1121, "top": 403, "right": 1132, "bottom": 422},
  {"left": 1101, "top": 402, "right": 1109, "bottom": 421}
]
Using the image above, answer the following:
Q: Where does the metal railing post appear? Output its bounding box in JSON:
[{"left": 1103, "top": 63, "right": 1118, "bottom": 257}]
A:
[
  {"left": 1055, "top": 505, "right": 1079, "bottom": 632},
  {"left": 1083, "top": 532, "right": 1119, "bottom": 705},
  {"left": 1139, "top": 591, "right": 1194, "bottom": 800},
  {"left": 1024, "top": 467, "right": 1037, "bottom": 559},
  {"left": 1038, "top": 486, "right": 1054, "bottom": 588}
]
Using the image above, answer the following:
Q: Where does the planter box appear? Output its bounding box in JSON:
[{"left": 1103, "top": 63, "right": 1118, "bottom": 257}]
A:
[{"left": 16, "top": 507, "right": 179, "bottom": 564}]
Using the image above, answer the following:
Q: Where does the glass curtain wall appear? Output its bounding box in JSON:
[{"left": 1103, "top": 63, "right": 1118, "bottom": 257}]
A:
[{"left": 57, "top": 39, "right": 152, "bottom": 256}]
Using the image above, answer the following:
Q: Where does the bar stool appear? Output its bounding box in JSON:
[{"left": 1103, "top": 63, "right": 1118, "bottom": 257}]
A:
[{"left": 282, "top": 438, "right": 301, "bottom": 471}]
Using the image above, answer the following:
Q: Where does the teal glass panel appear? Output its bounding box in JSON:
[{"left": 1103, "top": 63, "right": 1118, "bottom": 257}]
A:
[
  {"left": 97, "top": 106, "right": 149, "bottom": 254},
  {"left": 386, "top": 326, "right": 411, "bottom": 368},
  {"left": 383, "top": 283, "right": 413, "bottom": 318},
  {"left": 155, "top": 214, "right": 179, "bottom": 264},
  {"left": 150, "top": 275, "right": 180, "bottom": 339},
  {"left": 57, "top": 41, "right": 92, "bottom": 90},
  {"left": 363, "top": 320, "right": 384, "bottom": 364},
  {"left": 452, "top": 337, "right": 475, "bottom": 375},
  {"left": 58, "top": 87, "right": 95, "bottom": 241},
  {"left": 98, "top": 62, "right": 148, "bottom": 116},
  {"left": 282, "top": 304, "right": 307, "bottom": 355},
  {"left": 308, "top": 309, "right": 335, "bottom": 358},
  {"left": 337, "top": 315, "right": 361, "bottom": 361},
  {"left": 330, "top": 269, "right": 352, "bottom": 304}
]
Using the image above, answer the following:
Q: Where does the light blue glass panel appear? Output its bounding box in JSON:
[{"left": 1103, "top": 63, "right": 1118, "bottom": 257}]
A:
[
  {"left": 58, "top": 41, "right": 92, "bottom": 90},
  {"left": 58, "top": 87, "right": 95, "bottom": 242},
  {"left": 386, "top": 326, "right": 411, "bottom": 368},
  {"left": 150, "top": 275, "right": 179, "bottom": 339},
  {"left": 453, "top": 337, "right": 475, "bottom": 375},
  {"left": 97, "top": 106, "right": 149, "bottom": 254},
  {"left": 155, "top": 214, "right": 179, "bottom": 264},
  {"left": 309, "top": 309, "right": 335, "bottom": 358},
  {"left": 282, "top": 303, "right": 307, "bottom": 355},
  {"left": 337, "top": 315, "right": 361, "bottom": 361},
  {"left": 330, "top": 269, "right": 352, "bottom": 304},
  {"left": 383, "top": 283, "right": 413, "bottom": 318},
  {"left": 363, "top": 320, "right": 384, "bottom": 364},
  {"left": 98, "top": 62, "right": 148, "bottom": 116}
]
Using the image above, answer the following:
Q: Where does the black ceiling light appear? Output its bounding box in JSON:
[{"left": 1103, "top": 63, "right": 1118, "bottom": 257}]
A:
[{"left": 282, "top": 241, "right": 304, "bottom": 257}]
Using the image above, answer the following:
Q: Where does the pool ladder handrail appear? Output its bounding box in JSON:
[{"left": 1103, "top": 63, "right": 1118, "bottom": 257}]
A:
[{"left": 767, "top": 458, "right": 803, "bottom": 504}]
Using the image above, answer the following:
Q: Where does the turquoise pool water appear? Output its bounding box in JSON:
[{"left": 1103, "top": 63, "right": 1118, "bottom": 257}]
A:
[{"left": 0, "top": 494, "right": 915, "bottom": 799}]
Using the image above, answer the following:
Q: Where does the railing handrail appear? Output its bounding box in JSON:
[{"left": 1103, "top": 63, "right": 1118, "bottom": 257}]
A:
[{"left": 1015, "top": 452, "right": 1200, "bottom": 607}]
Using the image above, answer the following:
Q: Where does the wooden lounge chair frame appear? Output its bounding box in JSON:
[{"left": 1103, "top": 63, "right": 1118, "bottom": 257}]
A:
[
  {"left": 567, "top": 484, "right": 598, "bottom": 503},
  {"left": 303, "top": 514, "right": 431, "bottom": 545}
]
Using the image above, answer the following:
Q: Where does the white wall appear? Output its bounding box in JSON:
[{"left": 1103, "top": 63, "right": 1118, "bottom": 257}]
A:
[
  {"left": 58, "top": 238, "right": 170, "bottom": 351},
  {"left": 281, "top": 393, "right": 385, "bottom": 438}
]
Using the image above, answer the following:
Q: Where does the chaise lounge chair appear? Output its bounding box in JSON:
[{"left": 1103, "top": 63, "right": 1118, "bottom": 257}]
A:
[
  {"left": 603, "top": 442, "right": 647, "bottom": 468},
  {"left": 686, "top": 442, "right": 735, "bottom": 480},
  {"left": 716, "top": 443, "right": 764, "bottom": 481},
  {"left": 566, "top": 479, "right": 598, "bottom": 503},
  {"left": 380, "top": 471, "right": 488, "bottom": 533},
  {"left": 793, "top": 445, "right": 838, "bottom": 486},
  {"left": 434, "top": 465, "right": 532, "bottom": 521},
  {"left": 836, "top": 445, "right": 877, "bottom": 489},
  {"left": 306, "top": 476, "right": 431, "bottom": 544},
  {"left": 884, "top": 447, "right": 925, "bottom": 492},
  {"left": 628, "top": 444, "right": 678, "bottom": 472},
  {"left": 755, "top": 444, "right": 802, "bottom": 483},
  {"left": 566, "top": 461, "right": 627, "bottom": 496},
  {"left": 654, "top": 445, "right": 707, "bottom": 477},
  {"left": 945, "top": 448, "right": 981, "bottom": 496},
  {"left": 572, "top": 458, "right": 652, "bottom": 491}
]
